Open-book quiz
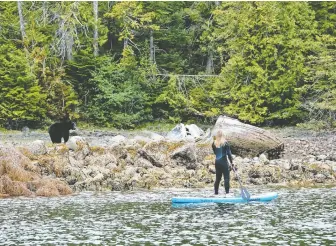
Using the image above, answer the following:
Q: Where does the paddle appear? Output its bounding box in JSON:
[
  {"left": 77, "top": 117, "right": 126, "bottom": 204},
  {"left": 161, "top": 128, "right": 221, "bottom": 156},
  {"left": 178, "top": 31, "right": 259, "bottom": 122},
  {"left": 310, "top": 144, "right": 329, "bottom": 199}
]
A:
[{"left": 231, "top": 164, "right": 251, "bottom": 200}]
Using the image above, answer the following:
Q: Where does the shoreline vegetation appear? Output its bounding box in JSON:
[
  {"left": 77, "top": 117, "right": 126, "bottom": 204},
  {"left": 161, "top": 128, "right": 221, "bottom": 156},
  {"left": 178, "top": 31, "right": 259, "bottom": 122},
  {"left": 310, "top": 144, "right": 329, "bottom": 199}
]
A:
[
  {"left": 0, "top": 122, "right": 335, "bottom": 198},
  {"left": 1, "top": 1, "right": 336, "bottom": 133}
]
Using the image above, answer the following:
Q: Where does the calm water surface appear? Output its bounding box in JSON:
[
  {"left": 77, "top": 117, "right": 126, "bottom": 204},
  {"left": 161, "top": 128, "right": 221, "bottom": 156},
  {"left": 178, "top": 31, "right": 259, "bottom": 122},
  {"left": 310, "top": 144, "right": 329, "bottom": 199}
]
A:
[{"left": 0, "top": 187, "right": 335, "bottom": 245}]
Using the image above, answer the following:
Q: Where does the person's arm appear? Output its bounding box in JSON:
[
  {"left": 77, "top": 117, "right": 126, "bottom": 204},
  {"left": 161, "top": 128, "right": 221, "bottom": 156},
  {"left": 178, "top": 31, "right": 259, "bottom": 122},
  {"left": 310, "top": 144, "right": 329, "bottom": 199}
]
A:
[
  {"left": 226, "top": 142, "right": 233, "bottom": 165},
  {"left": 212, "top": 141, "right": 216, "bottom": 154}
]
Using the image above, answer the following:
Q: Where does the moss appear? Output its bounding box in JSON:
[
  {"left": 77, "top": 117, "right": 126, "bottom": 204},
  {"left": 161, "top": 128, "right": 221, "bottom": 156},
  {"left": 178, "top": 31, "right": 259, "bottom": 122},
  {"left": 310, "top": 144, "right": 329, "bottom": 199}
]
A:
[
  {"left": 17, "top": 147, "right": 38, "bottom": 160},
  {"left": 126, "top": 148, "right": 138, "bottom": 159},
  {"left": 53, "top": 160, "right": 65, "bottom": 178},
  {"left": 46, "top": 143, "right": 54, "bottom": 148},
  {"left": 204, "top": 154, "right": 214, "bottom": 161},
  {"left": 75, "top": 141, "right": 86, "bottom": 152},
  {"left": 49, "top": 144, "right": 69, "bottom": 155},
  {"left": 0, "top": 175, "right": 33, "bottom": 196},
  {"left": 37, "top": 156, "right": 54, "bottom": 168},
  {"left": 307, "top": 163, "right": 333, "bottom": 175},
  {"left": 33, "top": 179, "right": 72, "bottom": 197},
  {"left": 90, "top": 146, "right": 105, "bottom": 155},
  {"left": 196, "top": 143, "right": 210, "bottom": 148},
  {"left": 136, "top": 140, "right": 147, "bottom": 147},
  {"left": 309, "top": 163, "right": 320, "bottom": 170},
  {"left": 165, "top": 142, "right": 184, "bottom": 154},
  {"left": 0, "top": 160, "right": 37, "bottom": 182}
]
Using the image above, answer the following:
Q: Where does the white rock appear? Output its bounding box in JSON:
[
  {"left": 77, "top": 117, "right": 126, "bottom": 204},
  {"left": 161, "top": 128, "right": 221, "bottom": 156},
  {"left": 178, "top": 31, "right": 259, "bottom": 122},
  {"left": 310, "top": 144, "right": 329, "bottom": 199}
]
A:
[
  {"left": 166, "top": 123, "right": 187, "bottom": 140},
  {"left": 27, "top": 140, "right": 47, "bottom": 155},
  {"left": 317, "top": 155, "right": 327, "bottom": 161},
  {"left": 185, "top": 135, "right": 196, "bottom": 142},
  {"left": 281, "top": 160, "right": 291, "bottom": 170},
  {"left": 259, "top": 153, "right": 269, "bottom": 164},
  {"left": 185, "top": 124, "right": 204, "bottom": 138},
  {"left": 66, "top": 136, "right": 88, "bottom": 151}
]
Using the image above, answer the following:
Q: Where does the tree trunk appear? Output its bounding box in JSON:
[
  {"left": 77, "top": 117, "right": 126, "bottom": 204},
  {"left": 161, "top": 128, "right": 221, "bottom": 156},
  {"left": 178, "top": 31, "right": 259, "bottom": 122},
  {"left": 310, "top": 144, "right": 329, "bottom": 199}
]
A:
[
  {"left": 149, "top": 29, "right": 155, "bottom": 63},
  {"left": 213, "top": 115, "right": 284, "bottom": 159},
  {"left": 65, "top": 31, "right": 73, "bottom": 61},
  {"left": 206, "top": 50, "right": 214, "bottom": 74},
  {"left": 107, "top": 1, "right": 113, "bottom": 11},
  {"left": 42, "top": 1, "right": 47, "bottom": 26},
  {"left": 17, "top": 1, "right": 26, "bottom": 40},
  {"left": 93, "top": 1, "right": 99, "bottom": 57},
  {"left": 124, "top": 38, "right": 128, "bottom": 49}
]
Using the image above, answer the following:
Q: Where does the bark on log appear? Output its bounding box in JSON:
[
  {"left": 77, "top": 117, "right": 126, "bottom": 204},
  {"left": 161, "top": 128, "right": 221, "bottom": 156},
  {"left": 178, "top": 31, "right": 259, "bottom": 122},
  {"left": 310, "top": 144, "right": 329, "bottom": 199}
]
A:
[{"left": 213, "top": 115, "right": 284, "bottom": 159}]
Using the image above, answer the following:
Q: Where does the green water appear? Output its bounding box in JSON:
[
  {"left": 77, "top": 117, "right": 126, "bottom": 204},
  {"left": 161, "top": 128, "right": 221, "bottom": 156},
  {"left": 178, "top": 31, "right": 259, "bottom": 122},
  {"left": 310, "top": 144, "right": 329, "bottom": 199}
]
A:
[{"left": 0, "top": 187, "right": 335, "bottom": 245}]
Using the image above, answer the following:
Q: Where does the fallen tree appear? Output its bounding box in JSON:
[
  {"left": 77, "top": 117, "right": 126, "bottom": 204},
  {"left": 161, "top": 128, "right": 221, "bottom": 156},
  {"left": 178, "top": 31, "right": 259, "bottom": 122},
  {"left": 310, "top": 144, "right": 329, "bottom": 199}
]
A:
[{"left": 212, "top": 115, "right": 284, "bottom": 159}]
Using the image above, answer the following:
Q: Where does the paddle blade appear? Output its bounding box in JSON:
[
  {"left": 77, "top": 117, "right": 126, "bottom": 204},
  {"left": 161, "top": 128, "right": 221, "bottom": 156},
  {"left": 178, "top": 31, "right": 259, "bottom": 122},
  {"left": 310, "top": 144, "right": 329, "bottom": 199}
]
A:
[{"left": 241, "top": 188, "right": 251, "bottom": 200}]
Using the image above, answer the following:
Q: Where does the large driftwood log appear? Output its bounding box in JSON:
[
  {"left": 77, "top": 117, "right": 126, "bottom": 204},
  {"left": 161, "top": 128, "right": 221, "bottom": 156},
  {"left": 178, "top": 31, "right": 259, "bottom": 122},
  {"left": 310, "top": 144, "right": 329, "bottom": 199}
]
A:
[{"left": 213, "top": 116, "right": 284, "bottom": 159}]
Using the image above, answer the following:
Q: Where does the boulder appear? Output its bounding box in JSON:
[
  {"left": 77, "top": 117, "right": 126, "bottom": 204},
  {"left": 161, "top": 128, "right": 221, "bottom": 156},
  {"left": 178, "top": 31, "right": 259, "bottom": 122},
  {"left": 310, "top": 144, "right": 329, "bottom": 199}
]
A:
[
  {"left": 185, "top": 124, "right": 204, "bottom": 138},
  {"left": 134, "top": 157, "right": 154, "bottom": 169},
  {"left": 166, "top": 123, "right": 187, "bottom": 140},
  {"left": 212, "top": 115, "right": 284, "bottom": 159},
  {"left": 26, "top": 140, "right": 47, "bottom": 155},
  {"left": 66, "top": 136, "right": 88, "bottom": 151},
  {"left": 84, "top": 153, "right": 117, "bottom": 168},
  {"left": 138, "top": 141, "right": 171, "bottom": 168},
  {"left": 66, "top": 136, "right": 90, "bottom": 160},
  {"left": 171, "top": 143, "right": 198, "bottom": 170}
]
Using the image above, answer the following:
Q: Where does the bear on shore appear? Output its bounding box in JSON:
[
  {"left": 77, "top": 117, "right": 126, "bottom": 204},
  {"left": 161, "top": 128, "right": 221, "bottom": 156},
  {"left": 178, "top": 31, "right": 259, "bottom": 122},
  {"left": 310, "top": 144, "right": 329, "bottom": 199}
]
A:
[{"left": 48, "top": 120, "right": 76, "bottom": 143}]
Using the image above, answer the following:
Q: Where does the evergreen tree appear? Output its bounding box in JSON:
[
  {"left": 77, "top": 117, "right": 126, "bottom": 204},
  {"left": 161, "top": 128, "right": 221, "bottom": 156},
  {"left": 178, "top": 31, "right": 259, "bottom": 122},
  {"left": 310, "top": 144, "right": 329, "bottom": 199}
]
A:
[{"left": 211, "top": 2, "right": 318, "bottom": 124}]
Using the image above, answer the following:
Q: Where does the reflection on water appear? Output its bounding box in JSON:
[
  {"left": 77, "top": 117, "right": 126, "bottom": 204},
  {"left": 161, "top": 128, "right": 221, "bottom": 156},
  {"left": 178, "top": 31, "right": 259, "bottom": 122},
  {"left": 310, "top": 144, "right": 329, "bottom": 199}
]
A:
[{"left": 0, "top": 187, "right": 335, "bottom": 245}]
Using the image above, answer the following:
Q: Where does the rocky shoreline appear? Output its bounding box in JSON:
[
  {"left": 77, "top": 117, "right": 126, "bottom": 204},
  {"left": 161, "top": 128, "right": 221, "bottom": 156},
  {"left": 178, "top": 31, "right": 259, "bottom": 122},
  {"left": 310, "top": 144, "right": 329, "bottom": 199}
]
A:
[{"left": 0, "top": 125, "right": 335, "bottom": 198}]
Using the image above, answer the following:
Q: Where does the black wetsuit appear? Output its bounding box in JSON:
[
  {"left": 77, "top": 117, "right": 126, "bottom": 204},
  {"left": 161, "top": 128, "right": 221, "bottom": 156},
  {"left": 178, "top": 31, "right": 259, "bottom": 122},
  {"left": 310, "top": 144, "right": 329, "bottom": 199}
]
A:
[{"left": 212, "top": 141, "right": 233, "bottom": 194}]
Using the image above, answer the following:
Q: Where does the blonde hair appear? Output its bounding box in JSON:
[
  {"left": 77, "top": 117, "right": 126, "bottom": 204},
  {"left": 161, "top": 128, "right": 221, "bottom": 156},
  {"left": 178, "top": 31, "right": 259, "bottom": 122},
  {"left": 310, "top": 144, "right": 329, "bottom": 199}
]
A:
[{"left": 214, "top": 129, "right": 226, "bottom": 148}]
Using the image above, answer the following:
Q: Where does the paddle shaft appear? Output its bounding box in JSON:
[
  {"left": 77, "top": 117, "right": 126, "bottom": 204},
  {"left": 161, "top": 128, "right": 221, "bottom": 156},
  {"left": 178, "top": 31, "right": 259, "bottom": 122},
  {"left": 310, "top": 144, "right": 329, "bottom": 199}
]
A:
[
  {"left": 231, "top": 165, "right": 243, "bottom": 188},
  {"left": 230, "top": 163, "right": 250, "bottom": 199}
]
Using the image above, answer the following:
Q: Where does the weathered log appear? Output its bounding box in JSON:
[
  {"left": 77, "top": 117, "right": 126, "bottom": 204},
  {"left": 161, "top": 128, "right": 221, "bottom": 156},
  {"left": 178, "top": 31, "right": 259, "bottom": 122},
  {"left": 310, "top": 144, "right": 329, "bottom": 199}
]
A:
[{"left": 213, "top": 116, "right": 284, "bottom": 159}]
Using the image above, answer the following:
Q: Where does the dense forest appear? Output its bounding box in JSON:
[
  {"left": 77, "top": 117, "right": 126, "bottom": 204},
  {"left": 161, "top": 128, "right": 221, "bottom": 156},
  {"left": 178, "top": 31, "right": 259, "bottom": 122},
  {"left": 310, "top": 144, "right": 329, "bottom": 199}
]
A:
[{"left": 0, "top": 1, "right": 335, "bottom": 129}]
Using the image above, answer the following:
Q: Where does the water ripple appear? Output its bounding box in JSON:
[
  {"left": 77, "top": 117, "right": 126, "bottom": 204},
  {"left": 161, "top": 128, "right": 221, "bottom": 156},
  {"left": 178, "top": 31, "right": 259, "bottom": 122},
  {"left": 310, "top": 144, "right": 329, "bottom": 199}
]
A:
[{"left": 0, "top": 187, "right": 335, "bottom": 245}]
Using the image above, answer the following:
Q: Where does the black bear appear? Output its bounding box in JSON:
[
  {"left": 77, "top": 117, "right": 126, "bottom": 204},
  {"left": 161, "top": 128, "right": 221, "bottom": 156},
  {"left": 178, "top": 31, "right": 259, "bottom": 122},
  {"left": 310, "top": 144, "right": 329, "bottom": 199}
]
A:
[{"left": 48, "top": 120, "right": 76, "bottom": 143}]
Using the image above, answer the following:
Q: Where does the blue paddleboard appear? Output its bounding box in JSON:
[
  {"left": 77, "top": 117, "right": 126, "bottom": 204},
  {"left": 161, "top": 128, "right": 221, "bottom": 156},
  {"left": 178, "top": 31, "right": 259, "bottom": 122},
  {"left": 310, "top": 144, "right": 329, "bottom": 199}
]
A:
[{"left": 172, "top": 192, "right": 278, "bottom": 204}]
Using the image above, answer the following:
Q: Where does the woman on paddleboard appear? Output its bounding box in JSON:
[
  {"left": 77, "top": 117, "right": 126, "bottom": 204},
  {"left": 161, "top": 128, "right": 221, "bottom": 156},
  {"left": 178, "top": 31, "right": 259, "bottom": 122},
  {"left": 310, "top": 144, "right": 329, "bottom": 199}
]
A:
[{"left": 212, "top": 129, "right": 234, "bottom": 196}]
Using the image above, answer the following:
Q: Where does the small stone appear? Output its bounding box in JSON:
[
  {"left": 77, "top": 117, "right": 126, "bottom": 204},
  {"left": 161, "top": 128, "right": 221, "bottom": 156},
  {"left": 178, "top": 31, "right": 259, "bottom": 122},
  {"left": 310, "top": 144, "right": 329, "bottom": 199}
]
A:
[
  {"left": 281, "top": 161, "right": 291, "bottom": 170},
  {"left": 314, "top": 173, "right": 326, "bottom": 183},
  {"left": 317, "top": 155, "right": 327, "bottom": 161},
  {"left": 259, "top": 153, "right": 269, "bottom": 164},
  {"left": 209, "top": 167, "right": 216, "bottom": 174}
]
